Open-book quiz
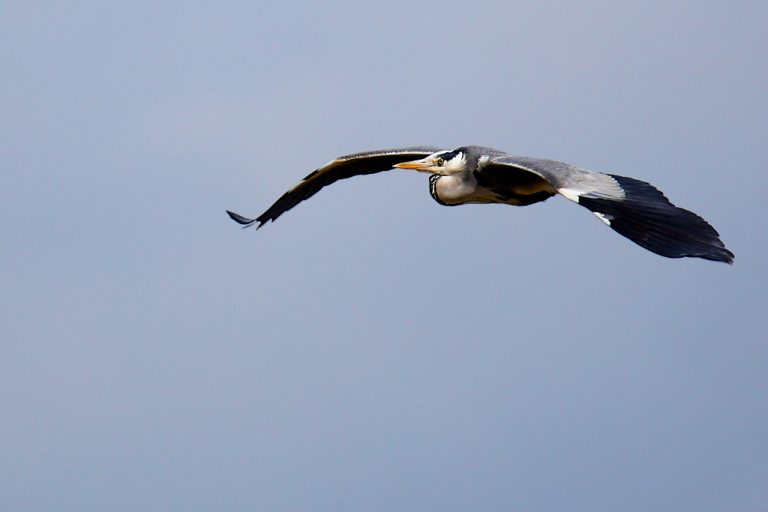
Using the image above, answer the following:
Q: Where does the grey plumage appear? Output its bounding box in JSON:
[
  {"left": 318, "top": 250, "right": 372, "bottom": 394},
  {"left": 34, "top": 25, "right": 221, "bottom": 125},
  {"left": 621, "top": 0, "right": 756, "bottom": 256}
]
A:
[{"left": 227, "top": 145, "right": 734, "bottom": 263}]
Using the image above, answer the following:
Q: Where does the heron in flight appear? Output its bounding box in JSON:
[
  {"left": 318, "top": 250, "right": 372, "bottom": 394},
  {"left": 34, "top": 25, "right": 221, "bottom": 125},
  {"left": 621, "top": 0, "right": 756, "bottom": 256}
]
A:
[{"left": 227, "top": 146, "right": 733, "bottom": 263}]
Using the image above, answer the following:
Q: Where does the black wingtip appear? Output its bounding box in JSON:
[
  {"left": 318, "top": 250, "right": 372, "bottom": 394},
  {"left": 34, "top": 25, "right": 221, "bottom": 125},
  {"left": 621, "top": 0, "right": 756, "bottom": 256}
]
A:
[
  {"left": 226, "top": 210, "right": 258, "bottom": 227},
  {"left": 580, "top": 175, "right": 735, "bottom": 264},
  {"left": 695, "top": 245, "right": 735, "bottom": 265}
]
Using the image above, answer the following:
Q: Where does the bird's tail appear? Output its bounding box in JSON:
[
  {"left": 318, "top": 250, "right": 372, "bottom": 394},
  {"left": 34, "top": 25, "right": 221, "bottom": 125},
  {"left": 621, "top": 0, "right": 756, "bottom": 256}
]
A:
[{"left": 576, "top": 175, "right": 734, "bottom": 263}]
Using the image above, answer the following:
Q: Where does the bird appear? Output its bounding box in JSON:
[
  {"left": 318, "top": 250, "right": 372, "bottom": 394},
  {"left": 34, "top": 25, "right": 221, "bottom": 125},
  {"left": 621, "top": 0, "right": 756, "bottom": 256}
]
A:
[{"left": 227, "top": 146, "right": 734, "bottom": 264}]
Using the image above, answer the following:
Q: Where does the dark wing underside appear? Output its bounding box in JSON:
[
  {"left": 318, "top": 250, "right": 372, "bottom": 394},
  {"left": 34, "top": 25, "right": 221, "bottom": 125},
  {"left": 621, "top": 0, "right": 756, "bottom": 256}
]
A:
[
  {"left": 473, "top": 161, "right": 557, "bottom": 206},
  {"left": 227, "top": 147, "right": 440, "bottom": 228}
]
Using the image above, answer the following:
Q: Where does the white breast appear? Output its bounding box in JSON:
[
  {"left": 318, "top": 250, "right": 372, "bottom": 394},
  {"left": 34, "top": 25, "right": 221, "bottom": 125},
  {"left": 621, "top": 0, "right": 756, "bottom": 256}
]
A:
[{"left": 434, "top": 174, "right": 478, "bottom": 204}]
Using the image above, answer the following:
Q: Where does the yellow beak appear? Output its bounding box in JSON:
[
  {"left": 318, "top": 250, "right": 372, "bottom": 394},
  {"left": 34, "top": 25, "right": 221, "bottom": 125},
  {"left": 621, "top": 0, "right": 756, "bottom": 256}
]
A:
[{"left": 393, "top": 159, "right": 432, "bottom": 171}]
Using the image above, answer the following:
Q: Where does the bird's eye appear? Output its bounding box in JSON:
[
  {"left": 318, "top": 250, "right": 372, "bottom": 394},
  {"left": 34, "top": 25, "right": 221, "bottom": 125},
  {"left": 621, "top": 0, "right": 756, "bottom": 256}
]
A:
[{"left": 435, "top": 158, "right": 445, "bottom": 166}]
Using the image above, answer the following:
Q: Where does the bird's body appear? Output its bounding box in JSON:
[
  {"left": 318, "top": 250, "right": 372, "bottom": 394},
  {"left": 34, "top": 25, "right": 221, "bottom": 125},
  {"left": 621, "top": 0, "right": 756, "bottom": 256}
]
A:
[{"left": 228, "top": 146, "right": 734, "bottom": 264}]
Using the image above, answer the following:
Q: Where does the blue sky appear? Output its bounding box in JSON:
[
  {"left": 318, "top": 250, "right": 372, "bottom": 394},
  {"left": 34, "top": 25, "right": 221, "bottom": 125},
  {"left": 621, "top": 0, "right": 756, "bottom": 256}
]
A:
[{"left": 2, "top": 1, "right": 766, "bottom": 510}]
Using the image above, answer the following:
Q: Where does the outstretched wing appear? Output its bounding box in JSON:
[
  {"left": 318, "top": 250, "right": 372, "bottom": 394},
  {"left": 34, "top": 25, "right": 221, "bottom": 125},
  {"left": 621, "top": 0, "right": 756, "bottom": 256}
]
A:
[
  {"left": 227, "top": 146, "right": 441, "bottom": 228},
  {"left": 486, "top": 155, "right": 734, "bottom": 263}
]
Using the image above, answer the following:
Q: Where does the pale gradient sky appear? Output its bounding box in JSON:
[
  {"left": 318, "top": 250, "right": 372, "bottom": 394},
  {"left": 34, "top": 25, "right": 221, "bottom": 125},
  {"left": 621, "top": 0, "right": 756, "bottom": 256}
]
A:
[{"left": 2, "top": 1, "right": 767, "bottom": 511}]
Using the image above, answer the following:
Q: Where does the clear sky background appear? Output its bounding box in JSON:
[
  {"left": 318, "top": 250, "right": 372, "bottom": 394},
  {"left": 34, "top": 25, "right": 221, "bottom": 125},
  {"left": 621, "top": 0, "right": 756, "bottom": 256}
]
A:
[{"left": 2, "top": 1, "right": 766, "bottom": 510}]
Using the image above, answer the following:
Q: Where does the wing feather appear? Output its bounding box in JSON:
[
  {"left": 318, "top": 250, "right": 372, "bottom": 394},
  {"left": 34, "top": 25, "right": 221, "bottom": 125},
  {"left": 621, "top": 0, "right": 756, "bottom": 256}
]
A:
[
  {"left": 487, "top": 155, "right": 626, "bottom": 201},
  {"left": 487, "top": 155, "right": 733, "bottom": 263},
  {"left": 227, "top": 146, "right": 441, "bottom": 228}
]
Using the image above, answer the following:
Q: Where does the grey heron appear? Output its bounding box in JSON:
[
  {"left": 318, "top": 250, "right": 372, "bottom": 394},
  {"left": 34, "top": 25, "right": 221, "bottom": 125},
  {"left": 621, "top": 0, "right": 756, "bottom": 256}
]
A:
[{"left": 227, "top": 146, "right": 734, "bottom": 263}]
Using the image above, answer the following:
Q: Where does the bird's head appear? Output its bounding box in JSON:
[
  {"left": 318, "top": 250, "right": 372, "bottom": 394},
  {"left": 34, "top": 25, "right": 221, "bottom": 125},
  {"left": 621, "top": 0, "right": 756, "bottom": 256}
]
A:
[{"left": 394, "top": 148, "right": 467, "bottom": 175}]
